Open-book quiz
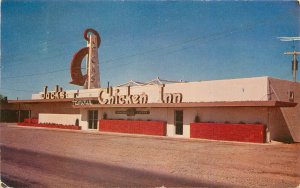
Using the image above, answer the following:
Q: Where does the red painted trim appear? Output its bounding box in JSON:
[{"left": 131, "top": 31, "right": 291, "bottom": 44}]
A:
[
  {"left": 190, "top": 122, "right": 265, "bottom": 143},
  {"left": 99, "top": 120, "right": 166, "bottom": 136}
]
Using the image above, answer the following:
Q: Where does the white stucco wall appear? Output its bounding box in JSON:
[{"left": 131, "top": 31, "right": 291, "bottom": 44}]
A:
[
  {"left": 32, "top": 76, "right": 269, "bottom": 103},
  {"left": 165, "top": 107, "right": 268, "bottom": 138},
  {"left": 39, "top": 113, "right": 81, "bottom": 125},
  {"left": 30, "top": 76, "right": 298, "bottom": 142},
  {"left": 79, "top": 109, "right": 89, "bottom": 130},
  {"left": 103, "top": 76, "right": 269, "bottom": 103},
  {"left": 78, "top": 107, "right": 270, "bottom": 138},
  {"left": 268, "top": 78, "right": 300, "bottom": 142},
  {"left": 164, "top": 77, "right": 269, "bottom": 102},
  {"left": 109, "top": 76, "right": 268, "bottom": 103}
]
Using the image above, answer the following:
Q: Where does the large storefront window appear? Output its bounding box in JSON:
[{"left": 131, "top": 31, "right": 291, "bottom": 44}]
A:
[
  {"left": 175, "top": 110, "right": 183, "bottom": 135},
  {"left": 88, "top": 110, "right": 98, "bottom": 129},
  {"left": 0, "top": 110, "right": 30, "bottom": 123}
]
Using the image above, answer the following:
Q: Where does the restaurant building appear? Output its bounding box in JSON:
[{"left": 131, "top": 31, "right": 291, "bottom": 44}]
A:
[{"left": 2, "top": 29, "right": 299, "bottom": 143}]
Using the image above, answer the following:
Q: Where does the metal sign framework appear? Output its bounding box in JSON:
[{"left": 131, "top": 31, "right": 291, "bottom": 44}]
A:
[{"left": 70, "top": 28, "right": 101, "bottom": 88}]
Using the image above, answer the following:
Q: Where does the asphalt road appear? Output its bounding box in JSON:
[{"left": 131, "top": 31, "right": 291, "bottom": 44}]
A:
[{"left": 1, "top": 123, "right": 300, "bottom": 187}]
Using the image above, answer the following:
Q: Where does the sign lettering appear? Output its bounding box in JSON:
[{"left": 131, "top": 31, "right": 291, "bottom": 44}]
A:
[
  {"left": 160, "top": 85, "right": 183, "bottom": 103},
  {"left": 72, "top": 100, "right": 99, "bottom": 106},
  {"left": 115, "top": 108, "right": 150, "bottom": 116},
  {"left": 42, "top": 85, "right": 67, "bottom": 99},
  {"left": 98, "top": 87, "right": 148, "bottom": 105}
]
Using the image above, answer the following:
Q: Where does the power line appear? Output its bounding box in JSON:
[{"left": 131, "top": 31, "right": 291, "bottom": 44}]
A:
[
  {"left": 2, "top": 20, "right": 134, "bottom": 56},
  {"left": 0, "top": 25, "right": 286, "bottom": 80},
  {"left": 101, "top": 21, "right": 279, "bottom": 69},
  {"left": 97, "top": 9, "right": 298, "bottom": 65},
  {"left": 2, "top": 67, "right": 87, "bottom": 79},
  {"left": 2, "top": 68, "right": 68, "bottom": 79},
  {"left": 2, "top": 21, "right": 175, "bottom": 67},
  {"left": 2, "top": 49, "right": 72, "bottom": 69},
  {"left": 3, "top": 7, "right": 296, "bottom": 70},
  {"left": 0, "top": 88, "right": 39, "bottom": 93},
  {"left": 2, "top": 9, "right": 297, "bottom": 81}
]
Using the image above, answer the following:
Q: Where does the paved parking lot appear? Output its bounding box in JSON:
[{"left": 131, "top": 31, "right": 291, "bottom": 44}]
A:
[{"left": 1, "top": 123, "right": 300, "bottom": 187}]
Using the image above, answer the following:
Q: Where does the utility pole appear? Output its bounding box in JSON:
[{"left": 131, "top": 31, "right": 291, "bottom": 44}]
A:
[
  {"left": 278, "top": 36, "right": 300, "bottom": 82},
  {"left": 283, "top": 51, "right": 299, "bottom": 82}
]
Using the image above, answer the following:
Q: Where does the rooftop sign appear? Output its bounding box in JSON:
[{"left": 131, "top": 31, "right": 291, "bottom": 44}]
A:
[
  {"left": 73, "top": 85, "right": 183, "bottom": 106},
  {"left": 98, "top": 87, "right": 148, "bottom": 105},
  {"left": 42, "top": 85, "right": 67, "bottom": 100}
]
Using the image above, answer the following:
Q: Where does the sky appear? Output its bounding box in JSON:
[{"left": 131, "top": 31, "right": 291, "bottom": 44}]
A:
[{"left": 1, "top": 1, "right": 299, "bottom": 99}]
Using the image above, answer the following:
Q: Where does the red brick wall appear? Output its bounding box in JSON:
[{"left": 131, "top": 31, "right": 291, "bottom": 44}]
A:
[
  {"left": 99, "top": 120, "right": 166, "bottom": 136},
  {"left": 190, "top": 123, "right": 265, "bottom": 143}
]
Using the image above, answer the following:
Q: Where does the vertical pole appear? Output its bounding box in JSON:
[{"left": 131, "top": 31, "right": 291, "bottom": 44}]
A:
[
  {"left": 284, "top": 51, "right": 299, "bottom": 82},
  {"left": 18, "top": 103, "right": 21, "bottom": 123},
  {"left": 266, "top": 107, "right": 271, "bottom": 143},
  {"left": 293, "top": 52, "right": 297, "bottom": 82},
  {"left": 107, "top": 82, "right": 110, "bottom": 93},
  {"left": 88, "top": 36, "right": 92, "bottom": 89}
]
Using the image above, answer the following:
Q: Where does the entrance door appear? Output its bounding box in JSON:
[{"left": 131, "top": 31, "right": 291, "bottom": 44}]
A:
[
  {"left": 88, "top": 110, "right": 98, "bottom": 129},
  {"left": 175, "top": 110, "right": 183, "bottom": 135}
]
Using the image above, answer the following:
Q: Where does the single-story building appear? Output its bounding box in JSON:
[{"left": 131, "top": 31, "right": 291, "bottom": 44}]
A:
[
  {"left": 2, "top": 76, "right": 299, "bottom": 143},
  {"left": 2, "top": 29, "right": 299, "bottom": 143}
]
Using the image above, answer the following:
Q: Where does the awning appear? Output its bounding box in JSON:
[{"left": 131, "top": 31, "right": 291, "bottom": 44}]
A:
[
  {"left": 72, "top": 100, "right": 297, "bottom": 108},
  {"left": 7, "top": 98, "right": 297, "bottom": 108},
  {"left": 7, "top": 98, "right": 74, "bottom": 104}
]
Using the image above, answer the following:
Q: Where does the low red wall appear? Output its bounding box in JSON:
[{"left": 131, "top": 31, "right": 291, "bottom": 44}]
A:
[
  {"left": 190, "top": 123, "right": 265, "bottom": 143},
  {"left": 99, "top": 120, "right": 166, "bottom": 136}
]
